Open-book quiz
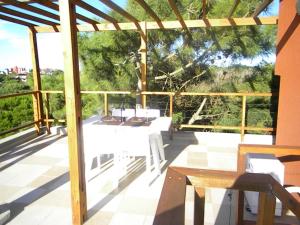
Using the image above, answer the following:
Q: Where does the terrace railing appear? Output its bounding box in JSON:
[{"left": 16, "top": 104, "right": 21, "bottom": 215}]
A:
[{"left": 0, "top": 90, "right": 277, "bottom": 140}]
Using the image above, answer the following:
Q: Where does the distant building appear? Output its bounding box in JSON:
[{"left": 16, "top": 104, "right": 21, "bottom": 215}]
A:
[
  {"left": 40, "top": 68, "right": 55, "bottom": 75},
  {"left": 9, "top": 66, "right": 28, "bottom": 75},
  {"left": 6, "top": 66, "right": 29, "bottom": 82}
]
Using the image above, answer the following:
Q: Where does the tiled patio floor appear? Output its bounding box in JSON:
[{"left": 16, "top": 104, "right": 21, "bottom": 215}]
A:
[{"left": 1, "top": 123, "right": 287, "bottom": 225}]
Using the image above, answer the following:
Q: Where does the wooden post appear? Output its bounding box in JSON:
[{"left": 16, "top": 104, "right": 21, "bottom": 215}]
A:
[
  {"left": 194, "top": 187, "right": 205, "bottom": 225},
  {"left": 44, "top": 93, "right": 51, "bottom": 134},
  {"left": 104, "top": 93, "right": 108, "bottom": 116},
  {"left": 257, "top": 192, "right": 276, "bottom": 225},
  {"left": 58, "top": 0, "right": 87, "bottom": 224},
  {"left": 140, "top": 22, "right": 147, "bottom": 108},
  {"left": 29, "top": 28, "right": 43, "bottom": 134},
  {"left": 241, "top": 95, "right": 246, "bottom": 141},
  {"left": 32, "top": 92, "right": 40, "bottom": 133},
  {"left": 169, "top": 94, "right": 173, "bottom": 117}
]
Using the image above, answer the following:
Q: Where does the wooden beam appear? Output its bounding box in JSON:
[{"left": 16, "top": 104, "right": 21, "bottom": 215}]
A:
[
  {"left": 74, "top": 0, "right": 118, "bottom": 24},
  {"left": 99, "top": 0, "right": 140, "bottom": 27},
  {"left": 140, "top": 22, "right": 147, "bottom": 108},
  {"left": 29, "top": 28, "right": 44, "bottom": 134},
  {"left": 228, "top": 0, "right": 240, "bottom": 18},
  {"left": 36, "top": 0, "right": 99, "bottom": 24},
  {"left": 167, "top": 0, "right": 191, "bottom": 37},
  {"left": 1, "top": 0, "right": 60, "bottom": 21},
  {"left": 252, "top": 0, "right": 274, "bottom": 17},
  {"left": 0, "top": 6, "right": 58, "bottom": 26},
  {"left": 134, "top": 0, "right": 163, "bottom": 28},
  {"left": 0, "top": 13, "right": 36, "bottom": 26},
  {"left": 58, "top": 0, "right": 87, "bottom": 224},
  {"left": 34, "top": 16, "right": 278, "bottom": 33}
]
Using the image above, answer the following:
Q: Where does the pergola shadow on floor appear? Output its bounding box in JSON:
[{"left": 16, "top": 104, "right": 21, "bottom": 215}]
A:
[
  {"left": 0, "top": 124, "right": 278, "bottom": 225},
  {"left": 1, "top": 0, "right": 300, "bottom": 224}
]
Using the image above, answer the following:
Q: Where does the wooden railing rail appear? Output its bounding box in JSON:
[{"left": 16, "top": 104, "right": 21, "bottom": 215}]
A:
[
  {"left": 0, "top": 91, "right": 38, "bottom": 99},
  {"left": 154, "top": 166, "right": 300, "bottom": 225},
  {"left": 0, "top": 90, "right": 277, "bottom": 138},
  {"left": 0, "top": 91, "right": 40, "bottom": 136}
]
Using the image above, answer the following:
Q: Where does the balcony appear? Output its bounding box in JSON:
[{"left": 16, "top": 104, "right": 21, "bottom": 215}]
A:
[
  {"left": 2, "top": 118, "right": 298, "bottom": 225},
  {"left": 1, "top": 0, "right": 300, "bottom": 224}
]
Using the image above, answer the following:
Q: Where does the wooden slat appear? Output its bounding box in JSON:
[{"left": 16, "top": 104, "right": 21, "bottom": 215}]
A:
[
  {"left": 0, "top": 13, "right": 36, "bottom": 26},
  {"left": 34, "top": 16, "right": 278, "bottom": 33},
  {"left": 44, "top": 93, "right": 51, "bottom": 134},
  {"left": 228, "top": 0, "right": 240, "bottom": 18},
  {"left": 272, "top": 180, "right": 300, "bottom": 218},
  {"left": 201, "top": 0, "right": 206, "bottom": 18},
  {"left": 58, "top": 0, "right": 87, "bottom": 224},
  {"left": 241, "top": 95, "right": 246, "bottom": 141},
  {"left": 153, "top": 167, "right": 186, "bottom": 225},
  {"left": 36, "top": 0, "right": 99, "bottom": 24},
  {"left": 134, "top": 0, "right": 163, "bottom": 28},
  {"left": 104, "top": 93, "right": 108, "bottom": 116},
  {"left": 29, "top": 28, "right": 43, "bottom": 134},
  {"left": 80, "top": 90, "right": 131, "bottom": 94},
  {"left": 0, "top": 6, "right": 58, "bottom": 26},
  {"left": 142, "top": 91, "right": 175, "bottom": 95},
  {"left": 169, "top": 94, "right": 173, "bottom": 117},
  {"left": 0, "top": 91, "right": 37, "bottom": 99},
  {"left": 40, "top": 90, "right": 64, "bottom": 94},
  {"left": 180, "top": 124, "right": 241, "bottom": 130},
  {"left": 0, "top": 120, "right": 41, "bottom": 136},
  {"left": 167, "top": 0, "right": 191, "bottom": 36},
  {"left": 257, "top": 192, "right": 276, "bottom": 225},
  {"left": 194, "top": 187, "right": 205, "bottom": 225},
  {"left": 179, "top": 92, "right": 275, "bottom": 96},
  {"left": 74, "top": 0, "right": 118, "bottom": 24},
  {"left": 1, "top": 0, "right": 60, "bottom": 21},
  {"left": 252, "top": 0, "right": 274, "bottom": 17},
  {"left": 99, "top": 0, "right": 139, "bottom": 25}
]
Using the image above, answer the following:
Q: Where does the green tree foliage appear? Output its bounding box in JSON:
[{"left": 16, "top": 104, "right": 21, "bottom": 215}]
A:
[
  {"left": 0, "top": 76, "right": 33, "bottom": 135},
  {"left": 78, "top": 0, "right": 277, "bottom": 132}
]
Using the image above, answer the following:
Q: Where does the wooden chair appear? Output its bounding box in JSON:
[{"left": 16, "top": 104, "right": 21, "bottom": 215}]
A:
[{"left": 237, "top": 144, "right": 300, "bottom": 222}]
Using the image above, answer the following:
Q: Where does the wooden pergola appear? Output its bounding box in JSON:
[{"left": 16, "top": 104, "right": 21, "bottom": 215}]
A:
[{"left": 0, "top": 0, "right": 299, "bottom": 224}]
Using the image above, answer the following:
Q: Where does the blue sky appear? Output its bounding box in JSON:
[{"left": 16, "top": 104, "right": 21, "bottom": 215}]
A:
[{"left": 0, "top": 0, "right": 278, "bottom": 71}]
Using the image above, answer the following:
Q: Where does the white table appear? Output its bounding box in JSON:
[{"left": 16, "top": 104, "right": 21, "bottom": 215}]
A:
[
  {"left": 245, "top": 153, "right": 285, "bottom": 216},
  {"left": 83, "top": 119, "right": 165, "bottom": 182}
]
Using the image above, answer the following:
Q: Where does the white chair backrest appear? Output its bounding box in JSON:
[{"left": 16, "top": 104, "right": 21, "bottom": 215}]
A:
[
  {"left": 112, "top": 108, "right": 135, "bottom": 118},
  {"left": 136, "top": 109, "right": 160, "bottom": 118}
]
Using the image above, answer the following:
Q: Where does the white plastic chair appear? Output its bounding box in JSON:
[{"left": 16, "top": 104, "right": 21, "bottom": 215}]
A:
[
  {"left": 136, "top": 108, "right": 160, "bottom": 118},
  {"left": 112, "top": 108, "right": 135, "bottom": 119}
]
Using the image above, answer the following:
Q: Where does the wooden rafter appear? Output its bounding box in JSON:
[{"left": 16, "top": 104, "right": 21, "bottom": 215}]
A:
[
  {"left": 167, "top": 0, "right": 191, "bottom": 37},
  {"left": 35, "top": 0, "right": 99, "bottom": 24},
  {"left": 228, "top": 0, "right": 240, "bottom": 18},
  {"left": 34, "top": 16, "right": 278, "bottom": 33},
  {"left": 74, "top": 0, "right": 118, "bottom": 24},
  {"left": 99, "top": 0, "right": 139, "bottom": 24},
  {"left": 134, "top": 0, "right": 163, "bottom": 28},
  {"left": 0, "top": 13, "right": 36, "bottom": 26},
  {"left": 1, "top": 0, "right": 60, "bottom": 21},
  {"left": 0, "top": 5, "right": 58, "bottom": 26},
  {"left": 252, "top": 0, "right": 274, "bottom": 17}
]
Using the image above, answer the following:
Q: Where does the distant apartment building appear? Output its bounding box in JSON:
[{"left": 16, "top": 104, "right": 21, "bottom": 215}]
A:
[{"left": 6, "top": 66, "right": 29, "bottom": 82}]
